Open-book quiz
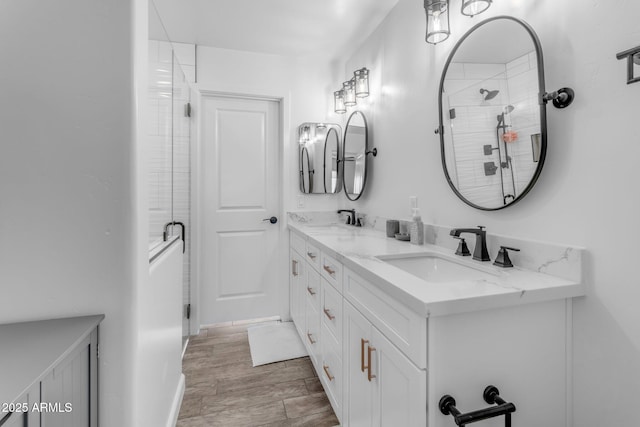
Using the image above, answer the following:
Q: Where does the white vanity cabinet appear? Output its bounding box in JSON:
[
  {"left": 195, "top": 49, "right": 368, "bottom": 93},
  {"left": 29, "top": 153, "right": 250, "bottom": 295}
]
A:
[
  {"left": 288, "top": 224, "right": 579, "bottom": 427},
  {"left": 289, "top": 246, "right": 307, "bottom": 335},
  {"left": 344, "top": 302, "right": 426, "bottom": 427},
  {"left": 290, "top": 229, "right": 427, "bottom": 426}
]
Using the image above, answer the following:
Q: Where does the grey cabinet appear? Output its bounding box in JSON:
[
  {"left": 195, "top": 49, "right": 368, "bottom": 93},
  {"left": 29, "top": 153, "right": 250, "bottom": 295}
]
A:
[{"left": 0, "top": 315, "right": 102, "bottom": 427}]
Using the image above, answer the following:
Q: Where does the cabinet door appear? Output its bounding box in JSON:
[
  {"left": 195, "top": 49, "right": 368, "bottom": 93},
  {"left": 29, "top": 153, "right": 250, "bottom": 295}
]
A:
[
  {"left": 372, "top": 328, "right": 427, "bottom": 427},
  {"left": 40, "top": 336, "right": 91, "bottom": 427},
  {"left": 290, "top": 250, "right": 305, "bottom": 336},
  {"left": 344, "top": 302, "right": 374, "bottom": 427}
]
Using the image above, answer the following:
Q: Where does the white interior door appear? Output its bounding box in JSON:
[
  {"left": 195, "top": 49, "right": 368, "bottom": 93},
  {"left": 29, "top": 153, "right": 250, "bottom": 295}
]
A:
[{"left": 200, "top": 94, "right": 281, "bottom": 324}]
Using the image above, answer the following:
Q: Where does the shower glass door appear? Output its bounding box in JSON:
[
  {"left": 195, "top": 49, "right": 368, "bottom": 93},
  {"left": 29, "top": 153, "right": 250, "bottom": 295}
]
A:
[{"left": 148, "top": 4, "right": 193, "bottom": 342}]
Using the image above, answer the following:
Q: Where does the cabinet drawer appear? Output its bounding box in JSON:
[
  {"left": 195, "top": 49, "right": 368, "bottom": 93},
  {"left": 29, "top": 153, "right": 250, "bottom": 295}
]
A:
[
  {"left": 320, "top": 251, "right": 342, "bottom": 292},
  {"left": 290, "top": 231, "right": 306, "bottom": 255},
  {"left": 320, "top": 322, "right": 343, "bottom": 421},
  {"left": 321, "top": 277, "right": 343, "bottom": 344},
  {"left": 305, "top": 241, "right": 321, "bottom": 271},
  {"left": 306, "top": 268, "right": 321, "bottom": 310},
  {"left": 343, "top": 268, "right": 427, "bottom": 369},
  {"left": 305, "top": 299, "right": 321, "bottom": 366}
]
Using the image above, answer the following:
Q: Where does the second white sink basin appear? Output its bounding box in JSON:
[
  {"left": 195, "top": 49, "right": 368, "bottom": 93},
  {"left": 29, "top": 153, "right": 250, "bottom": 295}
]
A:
[{"left": 377, "top": 253, "right": 499, "bottom": 283}]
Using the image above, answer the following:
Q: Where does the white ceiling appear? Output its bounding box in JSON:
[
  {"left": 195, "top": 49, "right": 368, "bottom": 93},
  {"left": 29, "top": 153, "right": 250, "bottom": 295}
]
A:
[{"left": 151, "top": 0, "right": 399, "bottom": 58}]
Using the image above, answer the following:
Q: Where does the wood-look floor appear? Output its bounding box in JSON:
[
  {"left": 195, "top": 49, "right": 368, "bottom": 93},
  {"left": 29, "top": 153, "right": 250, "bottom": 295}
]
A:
[{"left": 178, "top": 321, "right": 340, "bottom": 427}]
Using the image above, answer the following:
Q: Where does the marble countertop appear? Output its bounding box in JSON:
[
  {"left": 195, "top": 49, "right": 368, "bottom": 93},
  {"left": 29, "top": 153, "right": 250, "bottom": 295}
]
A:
[{"left": 289, "top": 221, "right": 585, "bottom": 317}]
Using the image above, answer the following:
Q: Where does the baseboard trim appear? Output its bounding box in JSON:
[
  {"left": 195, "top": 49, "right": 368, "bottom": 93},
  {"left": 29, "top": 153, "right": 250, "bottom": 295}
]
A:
[{"left": 167, "top": 374, "right": 185, "bottom": 427}]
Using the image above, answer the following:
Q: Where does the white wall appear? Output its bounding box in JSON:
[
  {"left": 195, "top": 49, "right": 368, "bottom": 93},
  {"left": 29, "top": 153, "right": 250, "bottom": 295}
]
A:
[
  {"left": 0, "top": 0, "right": 139, "bottom": 425},
  {"left": 196, "top": 46, "right": 343, "bottom": 214},
  {"left": 321, "top": 0, "right": 640, "bottom": 425}
]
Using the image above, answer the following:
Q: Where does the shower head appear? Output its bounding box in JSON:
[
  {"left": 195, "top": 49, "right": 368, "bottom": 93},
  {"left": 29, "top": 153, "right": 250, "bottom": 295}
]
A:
[
  {"left": 497, "top": 105, "right": 516, "bottom": 126},
  {"left": 480, "top": 88, "right": 499, "bottom": 101}
]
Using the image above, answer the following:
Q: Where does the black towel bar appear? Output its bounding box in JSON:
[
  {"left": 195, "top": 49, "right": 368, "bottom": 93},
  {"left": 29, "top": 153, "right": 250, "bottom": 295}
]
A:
[{"left": 439, "top": 385, "right": 516, "bottom": 427}]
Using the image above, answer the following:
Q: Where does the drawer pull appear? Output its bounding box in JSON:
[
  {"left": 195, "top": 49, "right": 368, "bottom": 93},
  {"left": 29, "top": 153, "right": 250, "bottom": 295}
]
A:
[
  {"left": 323, "top": 307, "right": 335, "bottom": 320},
  {"left": 307, "top": 286, "right": 316, "bottom": 296},
  {"left": 323, "top": 265, "right": 336, "bottom": 276},
  {"left": 361, "top": 338, "right": 369, "bottom": 372},
  {"left": 367, "top": 345, "right": 377, "bottom": 382},
  {"left": 323, "top": 364, "right": 335, "bottom": 381},
  {"left": 306, "top": 332, "right": 316, "bottom": 344},
  {"left": 307, "top": 252, "right": 317, "bottom": 260}
]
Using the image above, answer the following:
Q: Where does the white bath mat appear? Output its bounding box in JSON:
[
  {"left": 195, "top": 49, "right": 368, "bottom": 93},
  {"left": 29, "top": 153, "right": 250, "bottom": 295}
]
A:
[{"left": 247, "top": 322, "right": 308, "bottom": 367}]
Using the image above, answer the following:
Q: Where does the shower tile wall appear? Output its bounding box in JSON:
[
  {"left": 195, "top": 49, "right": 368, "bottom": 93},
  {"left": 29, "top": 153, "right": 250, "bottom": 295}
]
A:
[
  {"left": 444, "top": 53, "right": 539, "bottom": 207},
  {"left": 506, "top": 52, "right": 539, "bottom": 195},
  {"left": 149, "top": 40, "right": 196, "bottom": 337},
  {"left": 148, "top": 39, "right": 174, "bottom": 245}
]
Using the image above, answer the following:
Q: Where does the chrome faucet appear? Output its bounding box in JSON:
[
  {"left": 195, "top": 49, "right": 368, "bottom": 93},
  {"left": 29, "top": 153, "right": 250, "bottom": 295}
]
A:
[
  {"left": 450, "top": 226, "right": 490, "bottom": 261},
  {"left": 337, "top": 209, "right": 359, "bottom": 226}
]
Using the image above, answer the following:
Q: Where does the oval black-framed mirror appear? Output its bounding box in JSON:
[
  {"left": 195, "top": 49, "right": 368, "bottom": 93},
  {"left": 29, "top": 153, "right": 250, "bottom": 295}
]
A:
[
  {"left": 299, "top": 146, "right": 313, "bottom": 193},
  {"left": 323, "top": 126, "right": 342, "bottom": 193},
  {"left": 438, "top": 16, "right": 547, "bottom": 210},
  {"left": 342, "top": 111, "right": 372, "bottom": 201},
  {"left": 297, "top": 122, "right": 342, "bottom": 194}
]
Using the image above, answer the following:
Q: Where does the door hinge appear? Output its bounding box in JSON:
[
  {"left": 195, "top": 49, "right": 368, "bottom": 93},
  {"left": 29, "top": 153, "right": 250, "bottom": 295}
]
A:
[
  {"left": 186, "top": 303, "right": 191, "bottom": 320},
  {"left": 184, "top": 102, "right": 192, "bottom": 118},
  {"left": 96, "top": 343, "right": 100, "bottom": 359}
]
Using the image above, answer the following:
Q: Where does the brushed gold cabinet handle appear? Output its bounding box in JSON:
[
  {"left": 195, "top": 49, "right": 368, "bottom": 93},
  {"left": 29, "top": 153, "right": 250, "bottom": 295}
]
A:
[
  {"left": 306, "top": 332, "right": 316, "bottom": 344},
  {"left": 307, "top": 286, "right": 316, "bottom": 296},
  {"left": 292, "top": 260, "right": 298, "bottom": 276},
  {"left": 323, "top": 364, "right": 335, "bottom": 381},
  {"left": 361, "top": 338, "right": 369, "bottom": 372},
  {"left": 323, "top": 265, "right": 335, "bottom": 276},
  {"left": 367, "top": 345, "right": 377, "bottom": 382},
  {"left": 307, "top": 252, "right": 317, "bottom": 260},
  {"left": 323, "top": 307, "right": 335, "bottom": 320}
]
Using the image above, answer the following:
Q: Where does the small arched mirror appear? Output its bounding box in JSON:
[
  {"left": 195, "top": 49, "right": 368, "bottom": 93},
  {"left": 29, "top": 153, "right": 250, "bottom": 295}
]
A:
[
  {"left": 439, "top": 16, "right": 548, "bottom": 210},
  {"left": 323, "top": 126, "right": 342, "bottom": 193},
  {"left": 299, "top": 146, "right": 313, "bottom": 193},
  {"left": 297, "top": 123, "right": 342, "bottom": 194},
  {"left": 343, "top": 111, "right": 375, "bottom": 201}
]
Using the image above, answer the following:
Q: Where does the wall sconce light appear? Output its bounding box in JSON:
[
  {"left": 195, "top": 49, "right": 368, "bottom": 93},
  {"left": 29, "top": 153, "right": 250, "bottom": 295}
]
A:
[
  {"left": 334, "top": 89, "right": 346, "bottom": 114},
  {"left": 334, "top": 68, "right": 370, "bottom": 113},
  {"left": 461, "top": 0, "right": 491, "bottom": 17},
  {"left": 343, "top": 79, "right": 357, "bottom": 107},
  {"left": 424, "top": 0, "right": 450, "bottom": 44},
  {"left": 424, "top": 0, "right": 493, "bottom": 45},
  {"left": 354, "top": 68, "right": 369, "bottom": 98},
  {"left": 299, "top": 124, "right": 313, "bottom": 145}
]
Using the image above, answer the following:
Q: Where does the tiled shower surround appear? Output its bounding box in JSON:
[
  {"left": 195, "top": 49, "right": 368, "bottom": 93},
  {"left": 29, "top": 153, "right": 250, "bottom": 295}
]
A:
[{"left": 442, "top": 51, "right": 540, "bottom": 207}]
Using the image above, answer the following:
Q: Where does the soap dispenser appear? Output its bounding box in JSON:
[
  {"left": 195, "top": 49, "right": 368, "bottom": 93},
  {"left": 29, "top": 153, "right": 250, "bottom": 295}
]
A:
[{"left": 409, "top": 196, "right": 424, "bottom": 245}]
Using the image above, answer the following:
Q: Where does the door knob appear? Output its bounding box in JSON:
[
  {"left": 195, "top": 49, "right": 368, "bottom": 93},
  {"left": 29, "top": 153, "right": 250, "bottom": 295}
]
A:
[{"left": 262, "top": 216, "right": 278, "bottom": 224}]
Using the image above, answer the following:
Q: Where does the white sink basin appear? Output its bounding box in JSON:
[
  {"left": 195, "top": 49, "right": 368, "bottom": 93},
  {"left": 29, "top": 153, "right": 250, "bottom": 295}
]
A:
[{"left": 377, "top": 253, "right": 499, "bottom": 283}]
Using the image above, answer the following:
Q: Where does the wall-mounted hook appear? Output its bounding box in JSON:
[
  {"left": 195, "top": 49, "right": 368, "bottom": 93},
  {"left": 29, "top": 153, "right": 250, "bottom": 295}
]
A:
[
  {"left": 542, "top": 87, "right": 575, "bottom": 108},
  {"left": 366, "top": 148, "right": 378, "bottom": 157},
  {"left": 616, "top": 46, "right": 640, "bottom": 84}
]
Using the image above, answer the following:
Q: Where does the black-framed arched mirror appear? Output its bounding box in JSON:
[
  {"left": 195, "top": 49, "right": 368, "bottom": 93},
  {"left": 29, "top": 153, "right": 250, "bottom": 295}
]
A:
[
  {"left": 323, "top": 126, "right": 342, "bottom": 193},
  {"left": 343, "top": 111, "right": 376, "bottom": 201},
  {"left": 439, "top": 16, "right": 552, "bottom": 210},
  {"left": 299, "top": 146, "right": 313, "bottom": 193},
  {"left": 297, "top": 122, "right": 342, "bottom": 194}
]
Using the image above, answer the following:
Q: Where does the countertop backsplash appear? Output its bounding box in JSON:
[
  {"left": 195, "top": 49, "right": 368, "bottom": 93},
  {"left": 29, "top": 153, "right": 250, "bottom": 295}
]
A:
[{"left": 287, "top": 211, "right": 583, "bottom": 283}]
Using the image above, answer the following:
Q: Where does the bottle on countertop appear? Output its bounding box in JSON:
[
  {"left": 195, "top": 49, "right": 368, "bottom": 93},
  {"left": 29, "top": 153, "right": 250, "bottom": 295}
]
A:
[{"left": 409, "top": 196, "right": 424, "bottom": 245}]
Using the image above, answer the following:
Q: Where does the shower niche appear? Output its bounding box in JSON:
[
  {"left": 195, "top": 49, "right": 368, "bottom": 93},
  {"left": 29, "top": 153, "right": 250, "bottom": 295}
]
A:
[{"left": 438, "top": 16, "right": 573, "bottom": 210}]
